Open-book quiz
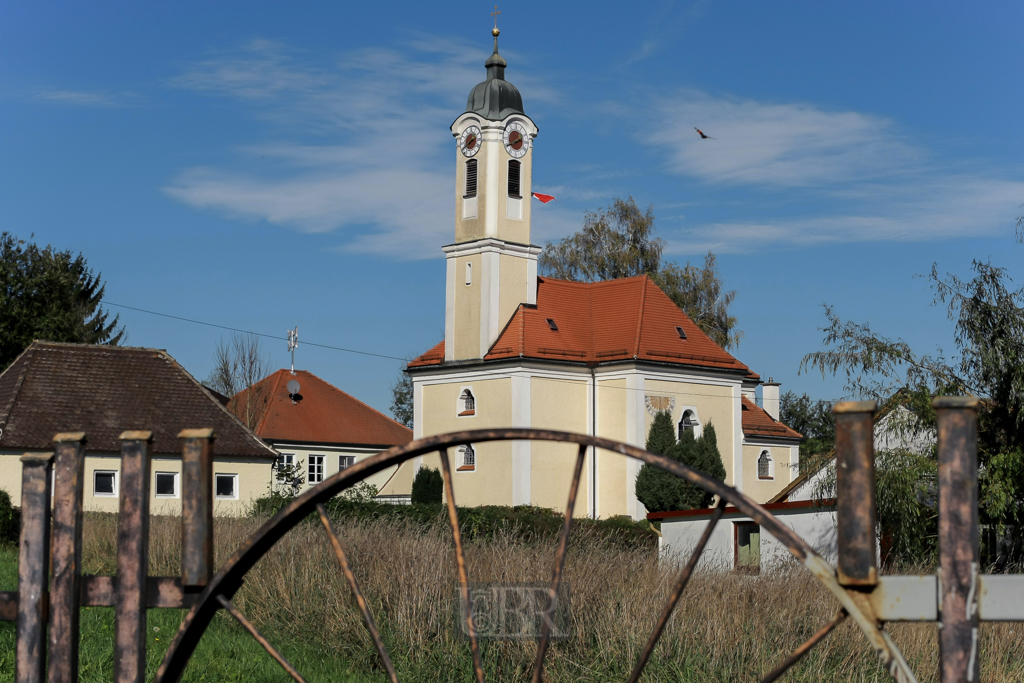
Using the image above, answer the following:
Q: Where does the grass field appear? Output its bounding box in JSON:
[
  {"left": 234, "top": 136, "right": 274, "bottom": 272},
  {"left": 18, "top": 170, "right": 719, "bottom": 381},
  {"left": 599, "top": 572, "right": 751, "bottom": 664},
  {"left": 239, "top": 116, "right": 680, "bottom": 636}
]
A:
[{"left": 2, "top": 513, "right": 1023, "bottom": 682}]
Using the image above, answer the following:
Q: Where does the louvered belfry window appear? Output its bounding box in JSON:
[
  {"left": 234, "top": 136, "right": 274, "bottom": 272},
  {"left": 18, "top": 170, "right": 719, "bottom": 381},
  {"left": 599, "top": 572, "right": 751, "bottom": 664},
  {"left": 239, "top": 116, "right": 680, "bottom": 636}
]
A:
[
  {"left": 507, "top": 160, "right": 521, "bottom": 198},
  {"left": 758, "top": 451, "right": 771, "bottom": 479},
  {"left": 465, "top": 159, "right": 478, "bottom": 198}
]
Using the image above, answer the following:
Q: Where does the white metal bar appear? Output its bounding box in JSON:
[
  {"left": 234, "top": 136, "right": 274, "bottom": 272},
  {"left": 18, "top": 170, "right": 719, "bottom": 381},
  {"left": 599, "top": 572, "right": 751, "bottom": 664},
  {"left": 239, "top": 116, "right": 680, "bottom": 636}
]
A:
[{"left": 870, "top": 575, "right": 1024, "bottom": 622}]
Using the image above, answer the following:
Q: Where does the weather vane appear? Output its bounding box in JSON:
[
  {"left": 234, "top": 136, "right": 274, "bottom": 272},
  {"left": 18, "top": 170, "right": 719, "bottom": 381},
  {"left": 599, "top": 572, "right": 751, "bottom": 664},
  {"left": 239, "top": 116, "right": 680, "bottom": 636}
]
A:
[
  {"left": 492, "top": 5, "right": 500, "bottom": 32},
  {"left": 287, "top": 327, "right": 298, "bottom": 375}
]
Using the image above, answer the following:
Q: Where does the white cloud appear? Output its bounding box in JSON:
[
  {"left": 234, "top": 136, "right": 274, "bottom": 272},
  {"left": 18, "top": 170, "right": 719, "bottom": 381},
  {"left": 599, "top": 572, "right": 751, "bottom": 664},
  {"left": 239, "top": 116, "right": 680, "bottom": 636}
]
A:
[
  {"left": 31, "top": 88, "right": 131, "bottom": 107},
  {"left": 165, "top": 37, "right": 500, "bottom": 259},
  {"left": 638, "top": 90, "right": 1023, "bottom": 250},
  {"left": 663, "top": 177, "right": 1024, "bottom": 254},
  {"left": 650, "top": 91, "right": 919, "bottom": 186}
]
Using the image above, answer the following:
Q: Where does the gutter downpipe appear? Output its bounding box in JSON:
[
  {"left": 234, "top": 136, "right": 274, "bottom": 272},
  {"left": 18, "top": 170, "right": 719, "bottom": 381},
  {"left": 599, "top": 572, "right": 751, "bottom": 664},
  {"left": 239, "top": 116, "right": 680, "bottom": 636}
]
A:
[{"left": 590, "top": 363, "right": 597, "bottom": 519}]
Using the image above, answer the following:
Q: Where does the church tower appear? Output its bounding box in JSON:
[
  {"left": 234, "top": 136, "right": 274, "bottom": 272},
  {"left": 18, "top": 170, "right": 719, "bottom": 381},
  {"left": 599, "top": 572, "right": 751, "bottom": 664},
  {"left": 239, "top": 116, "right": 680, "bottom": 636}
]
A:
[{"left": 445, "top": 26, "right": 540, "bottom": 361}]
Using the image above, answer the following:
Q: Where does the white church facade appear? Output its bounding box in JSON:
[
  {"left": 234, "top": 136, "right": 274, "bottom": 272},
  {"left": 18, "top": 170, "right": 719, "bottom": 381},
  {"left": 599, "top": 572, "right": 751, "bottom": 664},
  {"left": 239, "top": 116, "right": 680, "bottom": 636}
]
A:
[{"left": 379, "top": 28, "right": 801, "bottom": 520}]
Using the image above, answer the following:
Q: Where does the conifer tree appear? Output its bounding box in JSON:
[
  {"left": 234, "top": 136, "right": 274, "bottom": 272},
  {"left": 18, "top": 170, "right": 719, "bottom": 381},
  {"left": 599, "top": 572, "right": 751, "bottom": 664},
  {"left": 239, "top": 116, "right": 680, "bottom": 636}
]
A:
[{"left": 635, "top": 411, "right": 693, "bottom": 513}]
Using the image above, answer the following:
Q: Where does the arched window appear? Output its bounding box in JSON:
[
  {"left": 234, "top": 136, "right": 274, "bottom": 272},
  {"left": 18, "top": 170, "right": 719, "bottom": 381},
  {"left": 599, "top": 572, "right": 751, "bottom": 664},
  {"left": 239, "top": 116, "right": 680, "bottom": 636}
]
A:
[
  {"left": 465, "top": 262, "right": 473, "bottom": 286},
  {"left": 507, "top": 160, "right": 521, "bottom": 198},
  {"left": 464, "top": 159, "right": 477, "bottom": 198},
  {"left": 678, "top": 410, "right": 698, "bottom": 439},
  {"left": 461, "top": 444, "right": 475, "bottom": 468},
  {"left": 459, "top": 389, "right": 476, "bottom": 416},
  {"left": 758, "top": 450, "right": 773, "bottom": 480}
]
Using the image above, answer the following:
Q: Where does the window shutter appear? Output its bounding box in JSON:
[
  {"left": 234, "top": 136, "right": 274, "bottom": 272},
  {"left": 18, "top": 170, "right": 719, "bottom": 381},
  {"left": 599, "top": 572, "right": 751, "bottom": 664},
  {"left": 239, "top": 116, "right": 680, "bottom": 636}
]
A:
[
  {"left": 507, "top": 160, "right": 521, "bottom": 198},
  {"left": 464, "top": 159, "right": 477, "bottom": 198}
]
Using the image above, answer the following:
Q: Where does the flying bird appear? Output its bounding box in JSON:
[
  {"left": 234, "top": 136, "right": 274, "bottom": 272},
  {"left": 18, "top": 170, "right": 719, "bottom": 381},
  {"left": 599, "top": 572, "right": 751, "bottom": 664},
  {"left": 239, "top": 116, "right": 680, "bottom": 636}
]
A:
[{"left": 694, "top": 128, "right": 715, "bottom": 139}]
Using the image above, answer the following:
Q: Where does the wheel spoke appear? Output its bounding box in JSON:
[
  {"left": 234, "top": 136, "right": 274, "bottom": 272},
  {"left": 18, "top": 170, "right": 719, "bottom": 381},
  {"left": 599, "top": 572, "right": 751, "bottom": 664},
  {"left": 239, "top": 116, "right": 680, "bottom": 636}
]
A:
[
  {"left": 626, "top": 496, "right": 728, "bottom": 683},
  {"left": 759, "top": 609, "right": 847, "bottom": 683},
  {"left": 530, "top": 442, "right": 587, "bottom": 683},
  {"left": 316, "top": 503, "right": 399, "bottom": 683},
  {"left": 438, "top": 447, "right": 485, "bottom": 683},
  {"left": 215, "top": 594, "right": 308, "bottom": 683}
]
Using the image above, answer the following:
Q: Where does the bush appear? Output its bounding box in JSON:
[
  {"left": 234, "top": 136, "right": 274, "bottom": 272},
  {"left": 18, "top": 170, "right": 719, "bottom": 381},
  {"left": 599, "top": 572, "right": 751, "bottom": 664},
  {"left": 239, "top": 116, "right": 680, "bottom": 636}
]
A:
[
  {"left": 0, "top": 488, "right": 19, "bottom": 546},
  {"left": 411, "top": 467, "right": 444, "bottom": 505}
]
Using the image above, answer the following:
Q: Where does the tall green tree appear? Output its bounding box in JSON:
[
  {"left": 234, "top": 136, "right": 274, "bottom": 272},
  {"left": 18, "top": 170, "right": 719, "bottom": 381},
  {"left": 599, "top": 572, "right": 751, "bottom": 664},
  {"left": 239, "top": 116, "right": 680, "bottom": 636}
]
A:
[
  {"left": 0, "top": 232, "right": 124, "bottom": 370},
  {"left": 539, "top": 197, "right": 742, "bottom": 349},
  {"left": 801, "top": 227, "right": 1024, "bottom": 564},
  {"left": 635, "top": 412, "right": 726, "bottom": 513}
]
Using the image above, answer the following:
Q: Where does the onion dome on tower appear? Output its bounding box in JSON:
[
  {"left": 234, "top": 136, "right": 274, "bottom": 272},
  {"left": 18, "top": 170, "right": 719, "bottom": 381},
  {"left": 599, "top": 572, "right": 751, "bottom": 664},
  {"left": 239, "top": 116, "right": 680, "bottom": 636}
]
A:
[{"left": 464, "top": 27, "right": 525, "bottom": 120}]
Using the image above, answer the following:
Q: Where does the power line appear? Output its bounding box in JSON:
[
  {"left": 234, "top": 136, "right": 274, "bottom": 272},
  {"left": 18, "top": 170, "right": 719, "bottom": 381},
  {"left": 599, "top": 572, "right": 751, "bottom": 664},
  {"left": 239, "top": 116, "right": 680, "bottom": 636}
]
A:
[{"left": 105, "top": 301, "right": 407, "bottom": 362}]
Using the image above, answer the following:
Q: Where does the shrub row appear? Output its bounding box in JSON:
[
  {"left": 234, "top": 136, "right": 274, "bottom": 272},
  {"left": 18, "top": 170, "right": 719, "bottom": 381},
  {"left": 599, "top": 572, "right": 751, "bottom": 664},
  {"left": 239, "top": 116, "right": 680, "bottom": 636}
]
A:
[{"left": 250, "top": 492, "right": 657, "bottom": 552}]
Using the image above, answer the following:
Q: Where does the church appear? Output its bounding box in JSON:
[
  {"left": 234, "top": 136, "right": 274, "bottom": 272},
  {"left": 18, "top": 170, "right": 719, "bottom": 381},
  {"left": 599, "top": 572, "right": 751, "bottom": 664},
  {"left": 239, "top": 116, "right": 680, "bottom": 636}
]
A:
[{"left": 378, "top": 28, "right": 801, "bottom": 520}]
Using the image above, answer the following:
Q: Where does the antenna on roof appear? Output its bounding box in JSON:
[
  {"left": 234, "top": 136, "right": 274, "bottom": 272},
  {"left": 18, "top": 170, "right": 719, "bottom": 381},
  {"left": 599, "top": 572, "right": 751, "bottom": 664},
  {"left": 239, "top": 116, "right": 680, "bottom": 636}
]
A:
[{"left": 287, "top": 327, "right": 299, "bottom": 375}]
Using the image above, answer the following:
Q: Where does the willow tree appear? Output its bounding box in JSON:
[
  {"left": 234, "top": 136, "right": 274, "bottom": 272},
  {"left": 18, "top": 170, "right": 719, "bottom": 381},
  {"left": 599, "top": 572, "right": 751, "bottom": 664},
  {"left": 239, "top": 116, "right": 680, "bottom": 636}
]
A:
[{"left": 802, "top": 223, "right": 1024, "bottom": 566}]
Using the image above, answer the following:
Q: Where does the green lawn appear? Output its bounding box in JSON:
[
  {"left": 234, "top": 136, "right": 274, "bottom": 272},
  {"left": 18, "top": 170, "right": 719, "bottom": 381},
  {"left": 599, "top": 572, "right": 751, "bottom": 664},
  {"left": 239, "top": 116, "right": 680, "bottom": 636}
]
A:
[{"left": 0, "top": 547, "right": 380, "bottom": 683}]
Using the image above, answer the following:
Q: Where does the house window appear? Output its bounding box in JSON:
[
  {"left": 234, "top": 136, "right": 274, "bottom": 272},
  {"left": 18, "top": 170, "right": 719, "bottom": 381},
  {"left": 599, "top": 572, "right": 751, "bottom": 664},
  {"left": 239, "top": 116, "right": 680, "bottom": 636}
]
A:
[
  {"left": 215, "top": 473, "right": 238, "bottom": 500},
  {"left": 758, "top": 450, "right": 773, "bottom": 480},
  {"left": 507, "top": 160, "right": 521, "bottom": 198},
  {"left": 308, "top": 455, "right": 325, "bottom": 484},
  {"left": 155, "top": 472, "right": 179, "bottom": 498},
  {"left": 459, "top": 389, "right": 476, "bottom": 417},
  {"left": 339, "top": 455, "right": 355, "bottom": 470},
  {"left": 735, "top": 522, "right": 760, "bottom": 571},
  {"left": 276, "top": 453, "right": 294, "bottom": 470},
  {"left": 94, "top": 470, "right": 117, "bottom": 497},
  {"left": 464, "top": 159, "right": 478, "bottom": 198},
  {"left": 458, "top": 444, "right": 476, "bottom": 471},
  {"left": 465, "top": 262, "right": 473, "bottom": 286},
  {"left": 678, "top": 410, "right": 698, "bottom": 439}
]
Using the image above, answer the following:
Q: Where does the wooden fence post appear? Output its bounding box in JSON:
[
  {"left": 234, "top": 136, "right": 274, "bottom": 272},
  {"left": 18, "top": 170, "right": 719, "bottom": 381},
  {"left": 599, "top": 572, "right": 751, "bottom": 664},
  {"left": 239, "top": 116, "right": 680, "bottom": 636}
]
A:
[
  {"left": 16, "top": 453, "right": 53, "bottom": 683},
  {"left": 934, "top": 397, "right": 980, "bottom": 683},
  {"left": 115, "top": 431, "right": 153, "bottom": 683},
  {"left": 48, "top": 433, "right": 87, "bottom": 683}
]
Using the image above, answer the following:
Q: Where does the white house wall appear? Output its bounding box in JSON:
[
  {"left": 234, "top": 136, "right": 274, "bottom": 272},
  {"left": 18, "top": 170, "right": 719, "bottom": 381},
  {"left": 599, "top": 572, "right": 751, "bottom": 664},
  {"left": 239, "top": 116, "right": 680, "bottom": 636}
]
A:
[{"left": 659, "top": 504, "right": 838, "bottom": 570}]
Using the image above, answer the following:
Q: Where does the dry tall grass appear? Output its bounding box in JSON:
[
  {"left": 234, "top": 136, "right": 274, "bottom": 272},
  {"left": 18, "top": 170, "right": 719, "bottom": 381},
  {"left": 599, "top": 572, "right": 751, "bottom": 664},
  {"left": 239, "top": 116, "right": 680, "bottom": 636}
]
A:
[{"left": 81, "top": 513, "right": 1024, "bottom": 682}]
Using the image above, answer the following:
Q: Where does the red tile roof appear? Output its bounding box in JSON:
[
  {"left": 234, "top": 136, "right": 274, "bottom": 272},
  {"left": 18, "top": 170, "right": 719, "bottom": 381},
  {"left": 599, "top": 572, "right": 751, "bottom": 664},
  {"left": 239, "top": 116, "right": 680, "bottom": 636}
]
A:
[
  {"left": 0, "top": 341, "right": 276, "bottom": 457},
  {"left": 409, "top": 275, "right": 753, "bottom": 373},
  {"left": 741, "top": 396, "right": 801, "bottom": 440},
  {"left": 234, "top": 369, "right": 412, "bottom": 448}
]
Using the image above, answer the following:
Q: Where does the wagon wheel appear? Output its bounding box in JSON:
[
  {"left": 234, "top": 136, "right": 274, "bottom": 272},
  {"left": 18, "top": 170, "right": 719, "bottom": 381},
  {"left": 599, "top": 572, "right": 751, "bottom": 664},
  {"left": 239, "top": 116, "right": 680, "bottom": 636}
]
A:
[{"left": 154, "top": 429, "right": 917, "bottom": 683}]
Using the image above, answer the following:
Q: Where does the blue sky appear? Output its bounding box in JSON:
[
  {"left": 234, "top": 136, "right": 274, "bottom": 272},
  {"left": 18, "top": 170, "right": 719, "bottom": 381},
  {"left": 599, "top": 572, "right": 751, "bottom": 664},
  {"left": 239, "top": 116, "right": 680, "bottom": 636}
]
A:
[{"left": 2, "top": 1, "right": 1022, "bottom": 416}]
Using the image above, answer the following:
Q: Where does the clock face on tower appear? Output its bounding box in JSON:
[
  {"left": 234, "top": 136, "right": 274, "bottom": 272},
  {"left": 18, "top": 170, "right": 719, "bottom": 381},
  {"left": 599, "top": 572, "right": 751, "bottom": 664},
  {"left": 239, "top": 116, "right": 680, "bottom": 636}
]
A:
[
  {"left": 503, "top": 122, "right": 529, "bottom": 158},
  {"left": 459, "top": 126, "right": 481, "bottom": 157}
]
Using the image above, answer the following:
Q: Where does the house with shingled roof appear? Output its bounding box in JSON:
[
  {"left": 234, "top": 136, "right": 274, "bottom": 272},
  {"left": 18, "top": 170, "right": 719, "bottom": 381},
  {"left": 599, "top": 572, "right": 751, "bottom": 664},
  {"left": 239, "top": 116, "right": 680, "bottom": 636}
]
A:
[
  {"left": 230, "top": 369, "right": 412, "bottom": 497},
  {"left": 377, "top": 29, "right": 802, "bottom": 520},
  {"left": 0, "top": 341, "right": 278, "bottom": 514}
]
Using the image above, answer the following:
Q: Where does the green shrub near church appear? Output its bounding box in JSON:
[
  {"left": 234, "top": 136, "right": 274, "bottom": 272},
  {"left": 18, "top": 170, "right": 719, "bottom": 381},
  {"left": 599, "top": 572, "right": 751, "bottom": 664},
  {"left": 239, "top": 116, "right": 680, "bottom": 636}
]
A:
[
  {"left": 635, "top": 411, "right": 726, "bottom": 513},
  {"left": 411, "top": 467, "right": 444, "bottom": 505}
]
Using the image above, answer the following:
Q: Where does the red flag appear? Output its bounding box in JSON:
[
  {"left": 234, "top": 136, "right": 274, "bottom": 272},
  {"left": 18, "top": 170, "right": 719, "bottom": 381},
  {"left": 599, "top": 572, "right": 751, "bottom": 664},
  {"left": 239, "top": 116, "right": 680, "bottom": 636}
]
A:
[{"left": 531, "top": 192, "right": 556, "bottom": 204}]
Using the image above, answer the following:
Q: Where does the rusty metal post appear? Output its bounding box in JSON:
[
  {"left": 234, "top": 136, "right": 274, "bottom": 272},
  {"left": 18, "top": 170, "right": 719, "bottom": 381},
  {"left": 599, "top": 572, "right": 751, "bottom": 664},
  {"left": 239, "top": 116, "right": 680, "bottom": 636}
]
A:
[
  {"left": 179, "top": 429, "right": 215, "bottom": 588},
  {"left": 934, "top": 396, "right": 980, "bottom": 683},
  {"left": 48, "top": 433, "right": 87, "bottom": 683},
  {"left": 833, "top": 401, "right": 878, "bottom": 587},
  {"left": 115, "top": 431, "right": 153, "bottom": 683},
  {"left": 16, "top": 453, "right": 53, "bottom": 683}
]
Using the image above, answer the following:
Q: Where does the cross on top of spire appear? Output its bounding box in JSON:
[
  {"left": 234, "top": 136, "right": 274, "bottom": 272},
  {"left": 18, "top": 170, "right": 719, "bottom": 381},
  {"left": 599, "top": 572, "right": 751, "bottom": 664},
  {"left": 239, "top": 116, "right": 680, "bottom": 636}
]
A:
[{"left": 491, "top": 5, "right": 501, "bottom": 33}]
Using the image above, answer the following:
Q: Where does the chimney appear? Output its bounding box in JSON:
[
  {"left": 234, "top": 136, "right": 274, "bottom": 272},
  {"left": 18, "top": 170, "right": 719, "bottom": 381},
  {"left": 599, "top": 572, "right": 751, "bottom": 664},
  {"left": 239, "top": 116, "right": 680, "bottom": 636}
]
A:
[{"left": 762, "top": 377, "right": 781, "bottom": 421}]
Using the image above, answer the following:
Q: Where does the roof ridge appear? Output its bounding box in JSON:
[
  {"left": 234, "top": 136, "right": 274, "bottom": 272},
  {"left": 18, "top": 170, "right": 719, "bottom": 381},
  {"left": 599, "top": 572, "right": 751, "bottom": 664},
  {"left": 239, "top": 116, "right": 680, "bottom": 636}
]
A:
[
  {"left": 29, "top": 340, "right": 170, "bottom": 354},
  {"left": 163, "top": 351, "right": 277, "bottom": 456},
  {"left": 632, "top": 276, "right": 649, "bottom": 357},
  {"left": 299, "top": 369, "right": 412, "bottom": 432},
  {"left": 0, "top": 343, "right": 38, "bottom": 433},
  {"left": 253, "top": 370, "right": 286, "bottom": 435}
]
